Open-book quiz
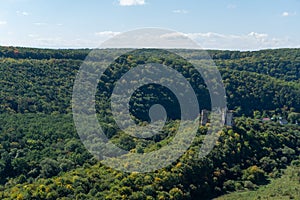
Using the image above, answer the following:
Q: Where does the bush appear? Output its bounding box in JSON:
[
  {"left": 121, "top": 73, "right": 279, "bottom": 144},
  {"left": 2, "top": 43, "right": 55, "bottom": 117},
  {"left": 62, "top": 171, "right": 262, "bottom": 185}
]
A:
[
  {"left": 243, "top": 181, "right": 256, "bottom": 190},
  {"left": 242, "top": 165, "right": 267, "bottom": 185},
  {"left": 291, "top": 160, "right": 300, "bottom": 166},
  {"left": 223, "top": 180, "right": 236, "bottom": 192}
]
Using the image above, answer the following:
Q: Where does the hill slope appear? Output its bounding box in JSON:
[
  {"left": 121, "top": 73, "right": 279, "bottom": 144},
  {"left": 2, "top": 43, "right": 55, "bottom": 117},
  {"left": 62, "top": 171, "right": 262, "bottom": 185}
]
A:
[{"left": 0, "top": 47, "right": 299, "bottom": 199}]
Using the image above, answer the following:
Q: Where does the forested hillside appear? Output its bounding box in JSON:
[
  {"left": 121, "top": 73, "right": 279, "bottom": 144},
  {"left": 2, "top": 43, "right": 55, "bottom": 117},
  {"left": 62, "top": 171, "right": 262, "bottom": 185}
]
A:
[{"left": 0, "top": 47, "right": 299, "bottom": 199}]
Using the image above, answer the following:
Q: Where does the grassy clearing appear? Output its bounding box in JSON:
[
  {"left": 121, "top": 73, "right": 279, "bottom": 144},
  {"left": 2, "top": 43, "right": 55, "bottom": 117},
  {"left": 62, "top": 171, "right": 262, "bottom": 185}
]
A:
[{"left": 215, "top": 161, "right": 300, "bottom": 200}]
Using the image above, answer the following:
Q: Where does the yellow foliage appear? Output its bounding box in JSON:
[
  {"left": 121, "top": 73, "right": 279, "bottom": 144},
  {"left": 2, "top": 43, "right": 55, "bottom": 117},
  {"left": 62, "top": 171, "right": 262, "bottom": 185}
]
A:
[
  {"left": 38, "top": 184, "right": 46, "bottom": 192},
  {"left": 127, "top": 55, "right": 133, "bottom": 61},
  {"left": 144, "top": 175, "right": 152, "bottom": 183},
  {"left": 158, "top": 195, "right": 165, "bottom": 200},
  {"left": 213, "top": 170, "right": 221, "bottom": 177},
  {"left": 11, "top": 187, "right": 19, "bottom": 194},
  {"left": 54, "top": 178, "right": 63, "bottom": 186},
  {"left": 66, "top": 184, "right": 73, "bottom": 190},
  {"left": 129, "top": 171, "right": 139, "bottom": 179},
  {"left": 72, "top": 175, "right": 80, "bottom": 182},
  {"left": 249, "top": 165, "right": 260, "bottom": 173},
  {"left": 175, "top": 162, "right": 182, "bottom": 168},
  {"left": 124, "top": 162, "right": 129, "bottom": 168},
  {"left": 219, "top": 131, "right": 225, "bottom": 137},
  {"left": 116, "top": 173, "right": 123, "bottom": 179},
  {"left": 154, "top": 177, "right": 162, "bottom": 183},
  {"left": 16, "top": 194, "right": 24, "bottom": 200}
]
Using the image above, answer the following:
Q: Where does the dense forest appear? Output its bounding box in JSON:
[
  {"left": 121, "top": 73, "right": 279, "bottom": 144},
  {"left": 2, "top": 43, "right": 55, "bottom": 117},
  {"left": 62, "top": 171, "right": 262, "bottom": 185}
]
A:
[{"left": 0, "top": 46, "right": 299, "bottom": 199}]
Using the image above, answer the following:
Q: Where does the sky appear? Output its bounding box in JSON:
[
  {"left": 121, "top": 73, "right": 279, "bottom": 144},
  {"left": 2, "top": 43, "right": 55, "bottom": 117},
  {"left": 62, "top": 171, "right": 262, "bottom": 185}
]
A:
[{"left": 0, "top": 0, "right": 300, "bottom": 50}]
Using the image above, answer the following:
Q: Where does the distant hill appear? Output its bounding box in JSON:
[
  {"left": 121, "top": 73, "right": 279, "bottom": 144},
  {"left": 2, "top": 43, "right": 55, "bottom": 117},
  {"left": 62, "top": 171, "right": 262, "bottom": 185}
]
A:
[{"left": 0, "top": 47, "right": 299, "bottom": 117}]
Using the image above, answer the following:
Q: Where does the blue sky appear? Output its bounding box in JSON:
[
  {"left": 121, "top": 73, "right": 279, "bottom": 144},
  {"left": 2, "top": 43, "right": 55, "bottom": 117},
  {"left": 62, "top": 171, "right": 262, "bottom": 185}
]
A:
[{"left": 0, "top": 0, "right": 300, "bottom": 50}]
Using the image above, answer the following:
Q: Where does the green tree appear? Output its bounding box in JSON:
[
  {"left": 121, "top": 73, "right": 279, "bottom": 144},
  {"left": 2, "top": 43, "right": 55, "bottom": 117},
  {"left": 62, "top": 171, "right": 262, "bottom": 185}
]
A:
[{"left": 40, "top": 158, "right": 60, "bottom": 178}]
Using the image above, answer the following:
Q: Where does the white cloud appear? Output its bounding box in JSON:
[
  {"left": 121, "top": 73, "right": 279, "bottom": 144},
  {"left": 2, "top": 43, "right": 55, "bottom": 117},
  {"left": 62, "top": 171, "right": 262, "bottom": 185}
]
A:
[
  {"left": 39, "top": 31, "right": 300, "bottom": 50},
  {"left": 0, "top": 21, "right": 7, "bottom": 25},
  {"left": 282, "top": 12, "right": 289, "bottom": 17},
  {"left": 172, "top": 9, "right": 189, "bottom": 14},
  {"left": 185, "top": 32, "right": 299, "bottom": 50},
  {"left": 28, "top": 37, "right": 97, "bottom": 48},
  {"left": 119, "top": 0, "right": 145, "bottom": 6},
  {"left": 4, "top": 30, "right": 299, "bottom": 50},
  {"left": 160, "top": 32, "right": 187, "bottom": 39},
  {"left": 95, "top": 31, "right": 120, "bottom": 37},
  {"left": 248, "top": 32, "right": 268, "bottom": 39},
  {"left": 16, "top": 11, "right": 29, "bottom": 16},
  {"left": 188, "top": 32, "right": 226, "bottom": 38},
  {"left": 34, "top": 22, "right": 47, "bottom": 26},
  {"left": 282, "top": 11, "right": 296, "bottom": 17}
]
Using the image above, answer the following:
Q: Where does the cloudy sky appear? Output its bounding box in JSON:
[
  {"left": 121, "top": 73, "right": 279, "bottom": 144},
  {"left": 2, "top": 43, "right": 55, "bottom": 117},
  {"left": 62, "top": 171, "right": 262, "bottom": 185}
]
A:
[{"left": 0, "top": 0, "right": 300, "bottom": 50}]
